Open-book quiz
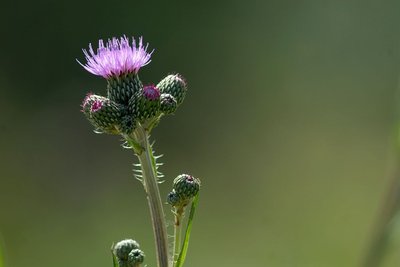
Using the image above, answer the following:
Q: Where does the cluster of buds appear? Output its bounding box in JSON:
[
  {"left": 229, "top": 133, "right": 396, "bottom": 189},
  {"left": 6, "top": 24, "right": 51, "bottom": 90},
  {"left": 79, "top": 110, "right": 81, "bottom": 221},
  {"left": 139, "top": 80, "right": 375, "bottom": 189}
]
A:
[
  {"left": 79, "top": 36, "right": 187, "bottom": 135},
  {"left": 167, "top": 174, "right": 201, "bottom": 208},
  {"left": 113, "top": 239, "right": 145, "bottom": 267}
]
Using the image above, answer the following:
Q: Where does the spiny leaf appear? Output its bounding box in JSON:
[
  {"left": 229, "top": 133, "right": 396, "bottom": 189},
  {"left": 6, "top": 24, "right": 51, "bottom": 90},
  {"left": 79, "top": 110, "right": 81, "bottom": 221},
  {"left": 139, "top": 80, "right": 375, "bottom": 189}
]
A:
[{"left": 148, "top": 146, "right": 165, "bottom": 182}]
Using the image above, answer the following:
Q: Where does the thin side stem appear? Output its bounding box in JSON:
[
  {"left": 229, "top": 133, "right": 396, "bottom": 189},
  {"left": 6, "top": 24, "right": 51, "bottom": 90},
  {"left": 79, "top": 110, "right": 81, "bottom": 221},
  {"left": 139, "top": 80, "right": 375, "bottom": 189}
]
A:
[
  {"left": 175, "top": 194, "right": 200, "bottom": 267},
  {"left": 361, "top": 71, "right": 400, "bottom": 266},
  {"left": 361, "top": 165, "right": 400, "bottom": 267},
  {"left": 172, "top": 207, "right": 184, "bottom": 266},
  {"left": 133, "top": 126, "right": 170, "bottom": 267}
]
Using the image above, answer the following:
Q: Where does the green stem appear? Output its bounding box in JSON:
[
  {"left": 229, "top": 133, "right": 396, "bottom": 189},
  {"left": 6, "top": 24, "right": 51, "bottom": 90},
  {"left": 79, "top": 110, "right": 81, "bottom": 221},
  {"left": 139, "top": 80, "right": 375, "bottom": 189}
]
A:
[
  {"left": 172, "top": 207, "right": 184, "bottom": 266},
  {"left": 361, "top": 167, "right": 400, "bottom": 267},
  {"left": 133, "top": 126, "right": 170, "bottom": 267},
  {"left": 175, "top": 194, "right": 200, "bottom": 267}
]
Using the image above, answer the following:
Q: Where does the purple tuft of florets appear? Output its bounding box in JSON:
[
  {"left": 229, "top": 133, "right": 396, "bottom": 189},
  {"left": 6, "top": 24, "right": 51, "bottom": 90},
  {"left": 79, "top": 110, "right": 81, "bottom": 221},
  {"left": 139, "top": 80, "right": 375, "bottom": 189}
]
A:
[
  {"left": 78, "top": 36, "right": 153, "bottom": 79},
  {"left": 143, "top": 85, "right": 160, "bottom": 101},
  {"left": 91, "top": 100, "right": 103, "bottom": 112}
]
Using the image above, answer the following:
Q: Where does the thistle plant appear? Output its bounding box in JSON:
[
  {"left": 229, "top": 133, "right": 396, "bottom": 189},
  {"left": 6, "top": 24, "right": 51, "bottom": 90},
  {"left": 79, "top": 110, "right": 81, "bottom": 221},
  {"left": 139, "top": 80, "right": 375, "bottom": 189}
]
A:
[{"left": 78, "top": 36, "right": 201, "bottom": 267}]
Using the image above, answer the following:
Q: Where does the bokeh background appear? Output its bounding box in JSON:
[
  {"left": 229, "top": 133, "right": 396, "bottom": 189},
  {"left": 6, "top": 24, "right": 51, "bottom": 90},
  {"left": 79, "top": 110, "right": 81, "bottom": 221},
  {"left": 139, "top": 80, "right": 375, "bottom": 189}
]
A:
[{"left": 1, "top": 0, "right": 400, "bottom": 266}]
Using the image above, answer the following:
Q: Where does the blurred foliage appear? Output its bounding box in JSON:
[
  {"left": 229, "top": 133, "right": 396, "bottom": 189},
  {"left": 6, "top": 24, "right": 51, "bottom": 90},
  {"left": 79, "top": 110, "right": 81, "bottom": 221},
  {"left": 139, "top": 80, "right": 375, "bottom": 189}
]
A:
[
  {"left": 1, "top": 0, "right": 400, "bottom": 266},
  {"left": 0, "top": 243, "right": 3, "bottom": 267}
]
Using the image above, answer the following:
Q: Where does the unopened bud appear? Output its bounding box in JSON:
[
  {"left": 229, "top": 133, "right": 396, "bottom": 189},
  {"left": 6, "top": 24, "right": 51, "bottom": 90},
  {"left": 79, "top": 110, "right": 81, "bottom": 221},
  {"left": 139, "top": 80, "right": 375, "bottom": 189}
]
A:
[
  {"left": 160, "top": 93, "right": 177, "bottom": 115},
  {"left": 113, "top": 239, "right": 140, "bottom": 261},
  {"left": 173, "top": 174, "right": 200, "bottom": 200},
  {"left": 166, "top": 191, "right": 180, "bottom": 206},
  {"left": 157, "top": 74, "right": 187, "bottom": 106},
  {"left": 120, "top": 115, "right": 137, "bottom": 134},
  {"left": 81, "top": 93, "right": 123, "bottom": 134},
  {"left": 128, "top": 85, "right": 161, "bottom": 122},
  {"left": 127, "top": 249, "right": 145, "bottom": 266}
]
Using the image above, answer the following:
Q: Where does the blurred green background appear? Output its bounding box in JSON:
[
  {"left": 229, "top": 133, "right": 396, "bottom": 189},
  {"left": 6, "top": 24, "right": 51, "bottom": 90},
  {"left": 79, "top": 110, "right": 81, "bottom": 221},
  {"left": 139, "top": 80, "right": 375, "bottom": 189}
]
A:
[{"left": 1, "top": 0, "right": 400, "bottom": 266}]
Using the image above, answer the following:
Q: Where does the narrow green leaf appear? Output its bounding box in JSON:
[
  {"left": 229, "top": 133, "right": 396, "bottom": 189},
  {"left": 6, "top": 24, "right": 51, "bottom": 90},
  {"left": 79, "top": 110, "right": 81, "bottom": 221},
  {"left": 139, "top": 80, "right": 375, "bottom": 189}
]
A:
[
  {"left": 111, "top": 245, "right": 118, "bottom": 267},
  {"left": 175, "top": 194, "right": 199, "bottom": 267}
]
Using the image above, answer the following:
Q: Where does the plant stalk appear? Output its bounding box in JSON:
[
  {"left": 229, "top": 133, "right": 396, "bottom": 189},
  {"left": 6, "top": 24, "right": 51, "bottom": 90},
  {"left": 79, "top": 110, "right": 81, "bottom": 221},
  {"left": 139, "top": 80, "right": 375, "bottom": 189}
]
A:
[
  {"left": 172, "top": 207, "right": 184, "bottom": 266},
  {"left": 175, "top": 194, "right": 200, "bottom": 267},
  {"left": 133, "top": 126, "right": 170, "bottom": 267},
  {"left": 361, "top": 164, "right": 400, "bottom": 267}
]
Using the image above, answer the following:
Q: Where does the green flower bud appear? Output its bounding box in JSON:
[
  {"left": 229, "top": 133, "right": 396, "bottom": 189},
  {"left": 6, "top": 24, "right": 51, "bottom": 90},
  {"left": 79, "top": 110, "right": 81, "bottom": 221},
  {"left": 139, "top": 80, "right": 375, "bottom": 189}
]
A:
[
  {"left": 128, "top": 85, "right": 161, "bottom": 122},
  {"left": 113, "top": 239, "right": 140, "bottom": 261},
  {"left": 173, "top": 174, "right": 200, "bottom": 200},
  {"left": 160, "top": 93, "right": 177, "bottom": 115},
  {"left": 157, "top": 74, "right": 187, "bottom": 106},
  {"left": 166, "top": 191, "right": 180, "bottom": 206},
  {"left": 127, "top": 249, "right": 145, "bottom": 266},
  {"left": 107, "top": 73, "right": 143, "bottom": 105},
  {"left": 120, "top": 115, "right": 137, "bottom": 134},
  {"left": 81, "top": 93, "right": 123, "bottom": 134}
]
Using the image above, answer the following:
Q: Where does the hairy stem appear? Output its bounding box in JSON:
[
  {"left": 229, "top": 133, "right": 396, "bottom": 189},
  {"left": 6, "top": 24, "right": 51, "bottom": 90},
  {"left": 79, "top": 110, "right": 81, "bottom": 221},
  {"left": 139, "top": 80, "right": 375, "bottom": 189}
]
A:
[
  {"left": 132, "top": 126, "right": 170, "bottom": 267},
  {"left": 172, "top": 207, "right": 184, "bottom": 266}
]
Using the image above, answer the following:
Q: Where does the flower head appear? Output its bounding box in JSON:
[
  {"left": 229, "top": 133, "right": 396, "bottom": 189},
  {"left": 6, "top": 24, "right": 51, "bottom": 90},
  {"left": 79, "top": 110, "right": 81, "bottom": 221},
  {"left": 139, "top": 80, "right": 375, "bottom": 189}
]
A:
[
  {"left": 128, "top": 249, "right": 145, "bottom": 265},
  {"left": 143, "top": 85, "right": 160, "bottom": 101},
  {"left": 78, "top": 36, "right": 153, "bottom": 78},
  {"left": 156, "top": 74, "right": 187, "bottom": 106},
  {"left": 173, "top": 174, "right": 200, "bottom": 200},
  {"left": 90, "top": 100, "right": 103, "bottom": 112},
  {"left": 114, "top": 239, "right": 140, "bottom": 261}
]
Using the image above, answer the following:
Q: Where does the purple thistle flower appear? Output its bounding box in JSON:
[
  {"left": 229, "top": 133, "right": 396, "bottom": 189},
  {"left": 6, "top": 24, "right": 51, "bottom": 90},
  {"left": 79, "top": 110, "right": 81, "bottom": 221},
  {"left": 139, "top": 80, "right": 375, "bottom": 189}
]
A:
[
  {"left": 78, "top": 36, "right": 153, "bottom": 79},
  {"left": 143, "top": 85, "right": 161, "bottom": 100}
]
